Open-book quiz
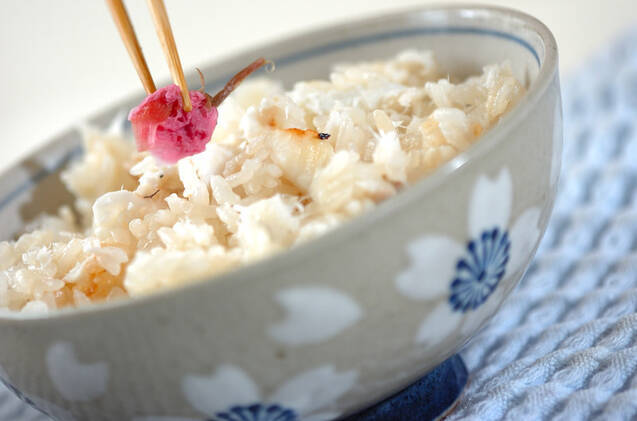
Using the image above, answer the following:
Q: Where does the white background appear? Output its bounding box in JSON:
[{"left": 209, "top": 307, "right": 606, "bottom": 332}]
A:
[{"left": 0, "top": 0, "right": 635, "bottom": 170}]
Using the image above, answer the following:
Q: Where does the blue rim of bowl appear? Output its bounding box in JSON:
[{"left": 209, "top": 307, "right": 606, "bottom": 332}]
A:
[{"left": 0, "top": 5, "right": 558, "bottom": 321}]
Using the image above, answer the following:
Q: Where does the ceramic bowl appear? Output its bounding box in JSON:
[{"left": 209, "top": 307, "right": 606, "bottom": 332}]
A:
[{"left": 0, "top": 5, "right": 561, "bottom": 421}]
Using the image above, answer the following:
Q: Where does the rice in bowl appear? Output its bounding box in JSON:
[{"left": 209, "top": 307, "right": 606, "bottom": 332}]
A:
[{"left": 0, "top": 51, "right": 525, "bottom": 313}]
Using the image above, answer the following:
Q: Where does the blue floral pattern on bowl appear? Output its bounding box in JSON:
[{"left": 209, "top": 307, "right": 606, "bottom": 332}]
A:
[
  {"left": 178, "top": 364, "right": 357, "bottom": 421},
  {"left": 213, "top": 403, "right": 297, "bottom": 421},
  {"left": 450, "top": 228, "right": 510, "bottom": 312},
  {"left": 395, "top": 167, "right": 542, "bottom": 344}
]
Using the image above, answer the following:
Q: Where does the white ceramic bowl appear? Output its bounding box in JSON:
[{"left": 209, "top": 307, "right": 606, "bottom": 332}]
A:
[{"left": 0, "top": 5, "right": 561, "bottom": 421}]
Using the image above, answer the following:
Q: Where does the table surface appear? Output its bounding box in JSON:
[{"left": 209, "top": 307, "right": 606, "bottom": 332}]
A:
[{"left": 0, "top": 0, "right": 635, "bottom": 171}]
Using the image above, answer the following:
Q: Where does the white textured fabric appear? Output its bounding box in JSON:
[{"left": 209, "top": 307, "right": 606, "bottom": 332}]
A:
[
  {"left": 450, "top": 29, "right": 637, "bottom": 421},
  {"left": 2, "top": 30, "right": 637, "bottom": 421},
  {"left": 0, "top": 386, "right": 46, "bottom": 421}
]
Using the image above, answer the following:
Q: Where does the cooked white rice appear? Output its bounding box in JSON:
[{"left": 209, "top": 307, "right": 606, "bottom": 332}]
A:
[{"left": 0, "top": 51, "right": 524, "bottom": 312}]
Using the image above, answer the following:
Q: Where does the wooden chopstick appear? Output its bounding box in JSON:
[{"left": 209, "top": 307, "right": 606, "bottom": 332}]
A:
[
  {"left": 146, "top": 0, "right": 192, "bottom": 112},
  {"left": 106, "top": 0, "right": 156, "bottom": 94}
]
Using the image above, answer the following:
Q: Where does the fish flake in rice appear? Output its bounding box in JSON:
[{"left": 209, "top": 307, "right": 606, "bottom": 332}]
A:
[{"left": 0, "top": 51, "right": 525, "bottom": 312}]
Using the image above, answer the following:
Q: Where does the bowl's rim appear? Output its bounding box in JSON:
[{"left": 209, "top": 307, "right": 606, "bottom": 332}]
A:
[{"left": 0, "top": 3, "right": 559, "bottom": 323}]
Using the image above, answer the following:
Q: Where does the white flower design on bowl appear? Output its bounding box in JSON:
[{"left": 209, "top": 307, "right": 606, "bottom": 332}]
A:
[
  {"left": 396, "top": 167, "right": 541, "bottom": 343},
  {"left": 268, "top": 286, "right": 362, "bottom": 346},
  {"left": 180, "top": 364, "right": 357, "bottom": 421},
  {"left": 45, "top": 341, "right": 109, "bottom": 402}
]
